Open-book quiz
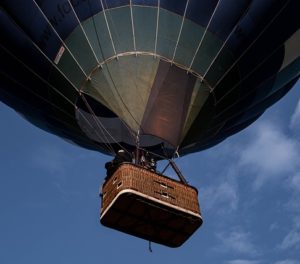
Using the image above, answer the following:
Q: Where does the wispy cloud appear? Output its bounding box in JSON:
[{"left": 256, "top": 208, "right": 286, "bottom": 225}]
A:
[
  {"left": 226, "top": 260, "right": 261, "bottom": 264},
  {"left": 238, "top": 122, "right": 300, "bottom": 190},
  {"left": 269, "top": 222, "right": 280, "bottom": 231},
  {"left": 280, "top": 229, "right": 300, "bottom": 250},
  {"left": 215, "top": 228, "right": 259, "bottom": 256},
  {"left": 201, "top": 180, "right": 238, "bottom": 213},
  {"left": 290, "top": 98, "right": 300, "bottom": 132},
  {"left": 289, "top": 172, "right": 300, "bottom": 192},
  {"left": 274, "top": 260, "right": 300, "bottom": 264},
  {"left": 239, "top": 123, "right": 300, "bottom": 189},
  {"left": 279, "top": 215, "right": 300, "bottom": 250}
]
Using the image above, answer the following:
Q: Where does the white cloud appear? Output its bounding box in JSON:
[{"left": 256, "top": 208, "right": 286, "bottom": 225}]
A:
[
  {"left": 216, "top": 229, "right": 258, "bottom": 256},
  {"left": 275, "top": 260, "right": 300, "bottom": 264},
  {"left": 290, "top": 172, "right": 300, "bottom": 191},
  {"left": 269, "top": 222, "right": 280, "bottom": 231},
  {"left": 290, "top": 99, "right": 300, "bottom": 132},
  {"left": 279, "top": 216, "right": 300, "bottom": 250},
  {"left": 227, "top": 260, "right": 261, "bottom": 264},
  {"left": 238, "top": 122, "right": 300, "bottom": 189},
  {"left": 201, "top": 180, "right": 238, "bottom": 213},
  {"left": 280, "top": 229, "right": 300, "bottom": 250}
]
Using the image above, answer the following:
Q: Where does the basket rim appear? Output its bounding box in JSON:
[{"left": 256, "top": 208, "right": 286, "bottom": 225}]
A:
[{"left": 103, "top": 162, "right": 199, "bottom": 193}]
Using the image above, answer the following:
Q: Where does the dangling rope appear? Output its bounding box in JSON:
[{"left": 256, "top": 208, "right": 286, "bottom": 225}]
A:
[{"left": 148, "top": 241, "right": 153, "bottom": 253}]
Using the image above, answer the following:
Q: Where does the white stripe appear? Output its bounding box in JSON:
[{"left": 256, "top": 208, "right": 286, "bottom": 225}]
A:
[
  {"left": 68, "top": 0, "right": 100, "bottom": 64},
  {"left": 171, "top": 0, "right": 190, "bottom": 63},
  {"left": 129, "top": 0, "right": 136, "bottom": 51},
  {"left": 154, "top": 0, "right": 160, "bottom": 56},
  {"left": 101, "top": 189, "right": 202, "bottom": 219},
  {"left": 99, "top": 0, "right": 117, "bottom": 55},
  {"left": 32, "top": 0, "right": 88, "bottom": 77},
  {"left": 188, "top": 0, "right": 221, "bottom": 71}
]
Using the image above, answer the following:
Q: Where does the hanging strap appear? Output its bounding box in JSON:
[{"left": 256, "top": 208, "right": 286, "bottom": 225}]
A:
[
  {"left": 148, "top": 241, "right": 153, "bottom": 253},
  {"left": 169, "top": 160, "right": 188, "bottom": 185}
]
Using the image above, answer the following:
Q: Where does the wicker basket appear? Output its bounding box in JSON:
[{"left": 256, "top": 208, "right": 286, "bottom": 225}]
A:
[{"left": 100, "top": 163, "right": 203, "bottom": 247}]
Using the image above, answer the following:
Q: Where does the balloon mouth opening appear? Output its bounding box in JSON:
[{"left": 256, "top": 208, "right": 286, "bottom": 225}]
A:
[{"left": 75, "top": 94, "right": 176, "bottom": 158}]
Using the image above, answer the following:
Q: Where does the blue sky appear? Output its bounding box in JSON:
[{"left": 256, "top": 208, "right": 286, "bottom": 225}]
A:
[{"left": 0, "top": 82, "right": 300, "bottom": 264}]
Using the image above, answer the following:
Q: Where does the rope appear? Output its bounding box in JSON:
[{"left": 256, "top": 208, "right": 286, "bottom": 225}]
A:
[
  {"left": 32, "top": 0, "right": 88, "bottom": 78},
  {"left": 0, "top": 44, "right": 114, "bottom": 154},
  {"left": 129, "top": 0, "right": 136, "bottom": 52},
  {"left": 148, "top": 241, "right": 153, "bottom": 253},
  {"left": 87, "top": 0, "right": 140, "bottom": 146},
  {"left": 215, "top": 35, "right": 292, "bottom": 108},
  {"left": 99, "top": 0, "right": 117, "bottom": 55},
  {"left": 201, "top": 2, "right": 252, "bottom": 84},
  {"left": 90, "top": 0, "right": 143, "bottom": 132},
  {"left": 67, "top": 0, "right": 100, "bottom": 64},
  {"left": 188, "top": 0, "right": 222, "bottom": 71},
  {"left": 154, "top": 0, "right": 160, "bottom": 56},
  {"left": 171, "top": 0, "right": 190, "bottom": 63},
  {"left": 4, "top": 7, "right": 122, "bottom": 155}
]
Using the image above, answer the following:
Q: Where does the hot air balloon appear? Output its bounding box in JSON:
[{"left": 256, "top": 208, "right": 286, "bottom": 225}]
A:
[{"left": 1, "top": 0, "right": 300, "bottom": 247}]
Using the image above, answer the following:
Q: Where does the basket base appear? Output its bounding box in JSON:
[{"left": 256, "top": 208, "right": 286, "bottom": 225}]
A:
[{"left": 100, "top": 189, "right": 203, "bottom": 248}]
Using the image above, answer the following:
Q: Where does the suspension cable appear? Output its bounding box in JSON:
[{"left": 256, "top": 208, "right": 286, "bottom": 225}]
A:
[
  {"left": 32, "top": 0, "right": 88, "bottom": 78},
  {"left": 171, "top": 0, "right": 190, "bottom": 64},
  {"left": 154, "top": 0, "right": 160, "bottom": 56},
  {"left": 4, "top": 8, "right": 125, "bottom": 155},
  {"left": 67, "top": 0, "right": 100, "bottom": 64},
  {"left": 188, "top": 0, "right": 222, "bottom": 71},
  {"left": 201, "top": 3, "right": 252, "bottom": 85},
  {"left": 86, "top": 0, "right": 138, "bottom": 145}
]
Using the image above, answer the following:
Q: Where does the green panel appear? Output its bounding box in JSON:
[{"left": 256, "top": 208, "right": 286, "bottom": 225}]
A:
[
  {"left": 48, "top": 67, "right": 79, "bottom": 103},
  {"left": 174, "top": 19, "right": 204, "bottom": 67},
  {"left": 267, "top": 57, "right": 300, "bottom": 96},
  {"left": 133, "top": 6, "right": 156, "bottom": 52},
  {"left": 190, "top": 34, "right": 235, "bottom": 86},
  {"left": 65, "top": 26, "right": 98, "bottom": 74},
  {"left": 190, "top": 35, "right": 223, "bottom": 75},
  {"left": 82, "top": 13, "right": 116, "bottom": 61},
  {"left": 57, "top": 49, "right": 87, "bottom": 88},
  {"left": 106, "top": 7, "right": 134, "bottom": 53},
  {"left": 203, "top": 48, "right": 235, "bottom": 87},
  {"left": 181, "top": 79, "right": 210, "bottom": 142},
  {"left": 81, "top": 55, "right": 160, "bottom": 132},
  {"left": 156, "top": 9, "right": 182, "bottom": 59}
]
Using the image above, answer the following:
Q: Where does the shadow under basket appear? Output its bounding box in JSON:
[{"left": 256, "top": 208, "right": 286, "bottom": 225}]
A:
[{"left": 100, "top": 163, "right": 203, "bottom": 248}]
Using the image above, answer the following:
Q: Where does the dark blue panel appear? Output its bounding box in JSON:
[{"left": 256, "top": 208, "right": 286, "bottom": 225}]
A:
[
  {"left": 160, "top": 0, "right": 187, "bottom": 16},
  {"left": 71, "top": 0, "right": 102, "bottom": 21},
  {"left": 103, "top": 0, "right": 130, "bottom": 9},
  {"left": 186, "top": 0, "right": 218, "bottom": 28},
  {"left": 209, "top": 0, "right": 251, "bottom": 40},
  {"left": 219, "top": 79, "right": 296, "bottom": 133},
  {"left": 226, "top": 0, "right": 300, "bottom": 95},
  {"left": 0, "top": 10, "right": 52, "bottom": 78},
  {"left": 3, "top": 0, "right": 63, "bottom": 59},
  {"left": 227, "top": 0, "right": 289, "bottom": 55},
  {"left": 132, "top": 0, "right": 158, "bottom": 6},
  {"left": 37, "top": 0, "right": 78, "bottom": 40}
]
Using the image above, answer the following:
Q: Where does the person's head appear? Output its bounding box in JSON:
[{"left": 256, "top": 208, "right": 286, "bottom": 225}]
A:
[{"left": 117, "top": 149, "right": 125, "bottom": 155}]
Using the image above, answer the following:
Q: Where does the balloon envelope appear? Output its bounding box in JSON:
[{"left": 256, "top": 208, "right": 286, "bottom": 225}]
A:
[{"left": 1, "top": 0, "right": 300, "bottom": 158}]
